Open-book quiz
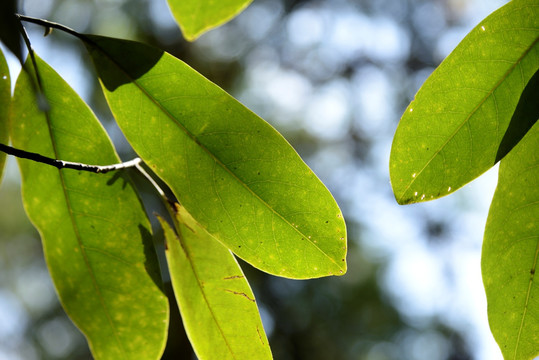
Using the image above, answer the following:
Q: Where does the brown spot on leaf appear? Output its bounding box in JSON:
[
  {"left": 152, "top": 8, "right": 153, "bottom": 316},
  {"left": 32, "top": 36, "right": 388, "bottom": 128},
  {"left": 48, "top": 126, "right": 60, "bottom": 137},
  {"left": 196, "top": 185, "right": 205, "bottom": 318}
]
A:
[
  {"left": 224, "top": 289, "right": 255, "bottom": 302},
  {"left": 257, "top": 326, "right": 265, "bottom": 345},
  {"left": 223, "top": 275, "right": 244, "bottom": 280}
]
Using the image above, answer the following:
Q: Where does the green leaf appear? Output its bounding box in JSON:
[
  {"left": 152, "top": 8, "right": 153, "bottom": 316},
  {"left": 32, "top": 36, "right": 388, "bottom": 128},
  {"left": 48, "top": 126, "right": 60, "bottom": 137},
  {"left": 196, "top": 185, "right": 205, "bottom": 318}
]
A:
[
  {"left": 0, "top": 48, "right": 9, "bottom": 183},
  {"left": 166, "top": 0, "right": 252, "bottom": 41},
  {"left": 10, "top": 55, "right": 169, "bottom": 360},
  {"left": 159, "top": 205, "right": 272, "bottom": 360},
  {"left": 482, "top": 122, "right": 539, "bottom": 360},
  {"left": 84, "top": 35, "right": 347, "bottom": 279},
  {"left": 390, "top": 0, "right": 539, "bottom": 205},
  {"left": 0, "top": 0, "right": 22, "bottom": 62}
]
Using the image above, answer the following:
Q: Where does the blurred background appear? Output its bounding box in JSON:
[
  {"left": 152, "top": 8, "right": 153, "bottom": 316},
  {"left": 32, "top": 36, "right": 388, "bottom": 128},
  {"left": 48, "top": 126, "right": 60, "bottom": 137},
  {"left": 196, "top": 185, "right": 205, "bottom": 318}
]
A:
[{"left": 0, "top": 0, "right": 511, "bottom": 359}]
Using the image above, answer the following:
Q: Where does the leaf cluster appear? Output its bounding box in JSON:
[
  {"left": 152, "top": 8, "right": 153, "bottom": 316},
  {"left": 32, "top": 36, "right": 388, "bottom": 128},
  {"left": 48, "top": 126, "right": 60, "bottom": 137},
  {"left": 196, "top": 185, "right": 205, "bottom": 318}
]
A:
[
  {"left": 0, "top": 1, "right": 346, "bottom": 359},
  {"left": 0, "top": 0, "right": 537, "bottom": 359},
  {"left": 390, "top": 0, "right": 538, "bottom": 358}
]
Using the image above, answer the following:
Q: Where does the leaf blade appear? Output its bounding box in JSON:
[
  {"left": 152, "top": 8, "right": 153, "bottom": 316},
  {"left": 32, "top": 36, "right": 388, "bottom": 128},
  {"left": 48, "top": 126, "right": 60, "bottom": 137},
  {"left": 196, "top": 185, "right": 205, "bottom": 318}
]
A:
[
  {"left": 390, "top": 0, "right": 539, "bottom": 204},
  {"left": 166, "top": 0, "right": 253, "bottom": 41},
  {"left": 482, "top": 122, "right": 539, "bottom": 360},
  {"left": 0, "top": 47, "right": 9, "bottom": 183},
  {"left": 10, "top": 55, "right": 169, "bottom": 360},
  {"left": 85, "top": 35, "right": 347, "bottom": 279},
  {"left": 159, "top": 206, "right": 272, "bottom": 360}
]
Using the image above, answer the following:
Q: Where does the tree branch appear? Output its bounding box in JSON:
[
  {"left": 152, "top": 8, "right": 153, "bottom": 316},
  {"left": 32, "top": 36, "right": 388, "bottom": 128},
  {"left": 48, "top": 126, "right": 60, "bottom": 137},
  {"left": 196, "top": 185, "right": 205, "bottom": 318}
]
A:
[
  {"left": 17, "top": 14, "right": 85, "bottom": 40},
  {"left": 16, "top": 14, "right": 50, "bottom": 111},
  {"left": 0, "top": 143, "right": 141, "bottom": 174},
  {"left": 134, "top": 162, "right": 177, "bottom": 209}
]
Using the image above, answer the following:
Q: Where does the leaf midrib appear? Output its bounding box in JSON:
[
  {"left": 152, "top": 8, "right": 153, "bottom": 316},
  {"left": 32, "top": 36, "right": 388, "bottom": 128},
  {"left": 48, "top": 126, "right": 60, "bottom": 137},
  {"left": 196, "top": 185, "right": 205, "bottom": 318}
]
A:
[
  {"left": 172, "top": 223, "right": 238, "bottom": 359},
  {"left": 90, "top": 40, "right": 343, "bottom": 272},
  {"left": 513, "top": 235, "right": 539, "bottom": 359},
  {"left": 397, "top": 35, "right": 539, "bottom": 204}
]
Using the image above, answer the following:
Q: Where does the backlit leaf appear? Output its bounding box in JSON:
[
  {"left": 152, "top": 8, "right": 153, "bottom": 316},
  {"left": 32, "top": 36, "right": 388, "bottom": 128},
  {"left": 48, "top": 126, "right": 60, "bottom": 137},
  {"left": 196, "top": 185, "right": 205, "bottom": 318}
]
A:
[
  {"left": 10, "top": 55, "right": 169, "bottom": 360},
  {"left": 159, "top": 205, "right": 272, "bottom": 360},
  {"left": 0, "top": 48, "right": 9, "bottom": 183},
  {"left": 482, "top": 122, "right": 539, "bottom": 360},
  {"left": 85, "top": 35, "right": 347, "bottom": 279},
  {"left": 166, "top": 0, "right": 252, "bottom": 41},
  {"left": 390, "top": 0, "right": 539, "bottom": 204}
]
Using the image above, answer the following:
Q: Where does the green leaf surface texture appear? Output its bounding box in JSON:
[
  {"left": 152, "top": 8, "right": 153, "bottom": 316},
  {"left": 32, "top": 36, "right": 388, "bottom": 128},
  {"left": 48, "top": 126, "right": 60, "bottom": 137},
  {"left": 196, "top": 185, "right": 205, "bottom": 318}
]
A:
[
  {"left": 85, "top": 35, "right": 347, "bottom": 279},
  {"left": 390, "top": 0, "right": 539, "bottom": 204},
  {"left": 167, "top": 0, "right": 253, "bottom": 41},
  {"left": 482, "top": 122, "right": 539, "bottom": 360},
  {"left": 10, "top": 56, "right": 169, "bottom": 360},
  {"left": 159, "top": 205, "right": 272, "bottom": 360},
  {"left": 0, "top": 48, "right": 9, "bottom": 183}
]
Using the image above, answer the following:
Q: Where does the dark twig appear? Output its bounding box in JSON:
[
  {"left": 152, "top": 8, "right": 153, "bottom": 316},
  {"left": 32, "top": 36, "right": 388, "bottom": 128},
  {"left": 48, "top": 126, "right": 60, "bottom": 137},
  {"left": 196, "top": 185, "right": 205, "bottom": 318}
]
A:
[
  {"left": 17, "top": 14, "right": 85, "bottom": 40},
  {"left": 16, "top": 15, "right": 50, "bottom": 111},
  {"left": 0, "top": 143, "right": 141, "bottom": 174}
]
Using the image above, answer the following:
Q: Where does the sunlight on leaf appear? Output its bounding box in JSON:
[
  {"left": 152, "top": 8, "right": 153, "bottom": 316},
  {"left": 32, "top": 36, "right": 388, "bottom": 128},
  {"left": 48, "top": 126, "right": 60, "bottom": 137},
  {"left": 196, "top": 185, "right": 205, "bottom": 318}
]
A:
[
  {"left": 0, "top": 48, "right": 9, "bottom": 183},
  {"left": 482, "top": 122, "right": 539, "bottom": 360},
  {"left": 390, "top": 0, "right": 539, "bottom": 204},
  {"left": 10, "top": 55, "right": 169, "bottom": 360},
  {"left": 85, "top": 35, "right": 347, "bottom": 279},
  {"left": 166, "top": 0, "right": 253, "bottom": 41},
  {"left": 159, "top": 205, "right": 272, "bottom": 360}
]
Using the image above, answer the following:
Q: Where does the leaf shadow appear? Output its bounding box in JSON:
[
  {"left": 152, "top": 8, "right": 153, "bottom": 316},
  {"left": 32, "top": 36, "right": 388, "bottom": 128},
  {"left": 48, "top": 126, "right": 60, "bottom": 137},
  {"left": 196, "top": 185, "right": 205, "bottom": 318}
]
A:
[
  {"left": 139, "top": 224, "right": 166, "bottom": 293},
  {"left": 0, "top": 0, "right": 23, "bottom": 63},
  {"left": 106, "top": 171, "right": 128, "bottom": 189},
  {"left": 495, "top": 69, "right": 539, "bottom": 163},
  {"left": 84, "top": 35, "right": 164, "bottom": 92}
]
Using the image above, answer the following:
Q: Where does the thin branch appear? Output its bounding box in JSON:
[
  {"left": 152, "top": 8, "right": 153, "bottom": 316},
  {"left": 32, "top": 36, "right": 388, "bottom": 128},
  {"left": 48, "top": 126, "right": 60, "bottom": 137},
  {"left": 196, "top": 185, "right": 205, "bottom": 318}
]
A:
[
  {"left": 18, "top": 19, "right": 41, "bottom": 87},
  {"left": 0, "top": 143, "right": 141, "bottom": 174},
  {"left": 16, "top": 15, "right": 50, "bottom": 111},
  {"left": 134, "top": 162, "right": 177, "bottom": 209},
  {"left": 17, "top": 14, "right": 85, "bottom": 40}
]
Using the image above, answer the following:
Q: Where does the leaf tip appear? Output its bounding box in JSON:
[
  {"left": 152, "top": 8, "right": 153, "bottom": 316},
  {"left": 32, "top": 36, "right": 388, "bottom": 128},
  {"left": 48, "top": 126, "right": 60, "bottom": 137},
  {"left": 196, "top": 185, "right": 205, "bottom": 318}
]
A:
[
  {"left": 337, "top": 260, "right": 347, "bottom": 276},
  {"left": 181, "top": 29, "right": 200, "bottom": 42},
  {"left": 395, "top": 195, "right": 413, "bottom": 205}
]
